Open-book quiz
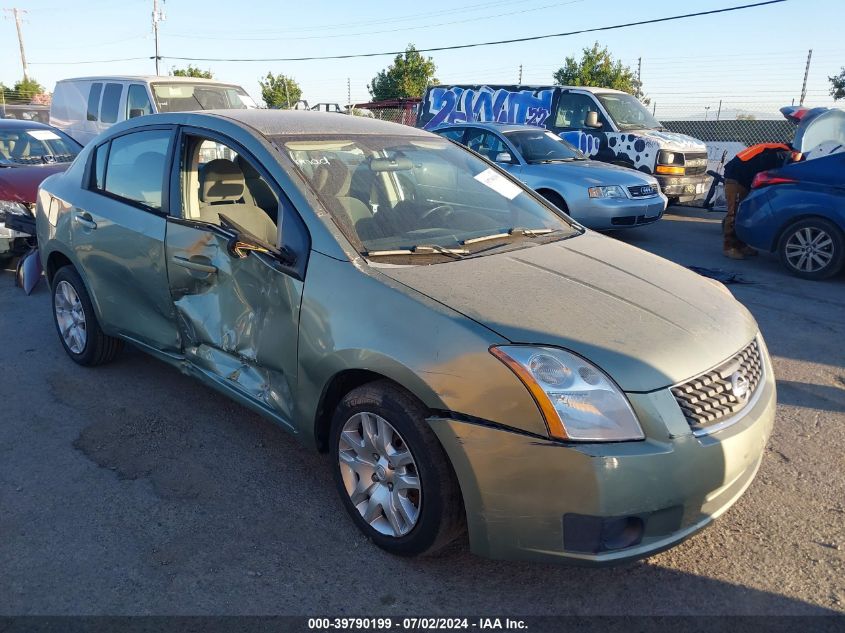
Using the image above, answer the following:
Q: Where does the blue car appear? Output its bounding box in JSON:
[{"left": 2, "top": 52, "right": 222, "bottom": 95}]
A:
[{"left": 736, "top": 150, "right": 844, "bottom": 280}]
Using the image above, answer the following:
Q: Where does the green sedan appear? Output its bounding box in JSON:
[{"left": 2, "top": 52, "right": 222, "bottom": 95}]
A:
[{"left": 34, "top": 110, "right": 776, "bottom": 564}]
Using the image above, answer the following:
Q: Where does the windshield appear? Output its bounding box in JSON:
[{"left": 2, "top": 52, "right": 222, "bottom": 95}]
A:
[
  {"left": 151, "top": 82, "right": 257, "bottom": 112},
  {"left": 0, "top": 127, "right": 82, "bottom": 166},
  {"left": 505, "top": 130, "right": 585, "bottom": 163},
  {"left": 596, "top": 93, "right": 662, "bottom": 131},
  {"left": 276, "top": 134, "right": 577, "bottom": 259}
]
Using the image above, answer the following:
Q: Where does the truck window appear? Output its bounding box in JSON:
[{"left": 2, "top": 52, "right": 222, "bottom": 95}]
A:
[
  {"left": 126, "top": 84, "right": 153, "bottom": 119},
  {"left": 87, "top": 83, "right": 103, "bottom": 122},
  {"left": 554, "top": 92, "right": 606, "bottom": 130},
  {"left": 100, "top": 83, "right": 123, "bottom": 124}
]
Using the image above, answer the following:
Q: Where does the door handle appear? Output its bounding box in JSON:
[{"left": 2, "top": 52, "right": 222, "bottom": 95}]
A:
[
  {"left": 73, "top": 211, "right": 97, "bottom": 230},
  {"left": 171, "top": 255, "right": 217, "bottom": 275}
]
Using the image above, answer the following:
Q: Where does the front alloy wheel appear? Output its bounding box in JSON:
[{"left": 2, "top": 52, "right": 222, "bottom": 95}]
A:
[
  {"left": 329, "top": 380, "right": 465, "bottom": 556},
  {"left": 54, "top": 280, "right": 87, "bottom": 354},
  {"left": 338, "top": 412, "right": 421, "bottom": 537}
]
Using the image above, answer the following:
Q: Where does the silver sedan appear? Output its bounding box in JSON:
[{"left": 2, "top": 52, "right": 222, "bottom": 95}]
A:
[{"left": 434, "top": 122, "right": 667, "bottom": 230}]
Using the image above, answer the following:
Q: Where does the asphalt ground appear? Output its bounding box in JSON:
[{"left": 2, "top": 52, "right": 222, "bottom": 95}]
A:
[{"left": 1, "top": 205, "right": 843, "bottom": 616}]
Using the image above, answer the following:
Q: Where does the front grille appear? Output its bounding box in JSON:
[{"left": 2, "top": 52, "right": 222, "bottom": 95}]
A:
[
  {"left": 627, "top": 184, "right": 659, "bottom": 198},
  {"left": 683, "top": 152, "right": 708, "bottom": 176},
  {"left": 671, "top": 339, "right": 764, "bottom": 434}
]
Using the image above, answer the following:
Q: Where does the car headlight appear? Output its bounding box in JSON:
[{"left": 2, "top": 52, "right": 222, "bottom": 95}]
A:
[
  {"left": 0, "top": 200, "right": 29, "bottom": 222},
  {"left": 588, "top": 185, "right": 626, "bottom": 199},
  {"left": 491, "top": 346, "right": 644, "bottom": 442}
]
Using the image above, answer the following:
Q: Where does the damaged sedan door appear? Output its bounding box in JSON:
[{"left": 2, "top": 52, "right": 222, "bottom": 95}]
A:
[{"left": 164, "top": 129, "right": 310, "bottom": 429}]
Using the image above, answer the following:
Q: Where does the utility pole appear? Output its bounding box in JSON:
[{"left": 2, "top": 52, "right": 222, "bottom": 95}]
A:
[
  {"left": 3, "top": 8, "right": 29, "bottom": 81},
  {"left": 283, "top": 78, "right": 291, "bottom": 109},
  {"left": 637, "top": 57, "right": 642, "bottom": 83},
  {"left": 151, "top": 0, "right": 165, "bottom": 75},
  {"left": 518, "top": 64, "right": 523, "bottom": 84},
  {"left": 716, "top": 99, "right": 722, "bottom": 122},
  {"left": 347, "top": 77, "right": 351, "bottom": 114},
  {"left": 799, "top": 48, "right": 812, "bottom": 106}
]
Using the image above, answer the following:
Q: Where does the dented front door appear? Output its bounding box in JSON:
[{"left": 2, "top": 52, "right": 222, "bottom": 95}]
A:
[{"left": 165, "top": 220, "right": 303, "bottom": 427}]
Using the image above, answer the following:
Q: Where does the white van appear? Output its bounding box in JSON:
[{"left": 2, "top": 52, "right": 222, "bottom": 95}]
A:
[{"left": 50, "top": 75, "right": 258, "bottom": 145}]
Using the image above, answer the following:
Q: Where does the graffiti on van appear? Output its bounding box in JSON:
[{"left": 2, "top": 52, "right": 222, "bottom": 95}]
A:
[
  {"left": 561, "top": 131, "right": 601, "bottom": 157},
  {"left": 421, "top": 86, "right": 554, "bottom": 131}
]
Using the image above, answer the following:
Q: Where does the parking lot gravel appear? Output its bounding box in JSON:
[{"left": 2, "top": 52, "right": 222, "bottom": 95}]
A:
[{"left": 1, "top": 206, "right": 843, "bottom": 616}]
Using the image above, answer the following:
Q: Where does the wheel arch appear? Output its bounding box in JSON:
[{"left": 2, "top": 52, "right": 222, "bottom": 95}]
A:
[
  {"left": 535, "top": 187, "right": 568, "bottom": 211},
  {"left": 43, "top": 244, "right": 108, "bottom": 327}
]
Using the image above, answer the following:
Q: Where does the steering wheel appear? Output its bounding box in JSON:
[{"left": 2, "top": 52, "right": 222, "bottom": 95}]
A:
[{"left": 418, "top": 204, "right": 455, "bottom": 225}]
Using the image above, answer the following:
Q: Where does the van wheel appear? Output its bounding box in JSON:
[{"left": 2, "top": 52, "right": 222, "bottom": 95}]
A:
[
  {"left": 539, "top": 190, "right": 569, "bottom": 214},
  {"left": 777, "top": 218, "right": 844, "bottom": 280},
  {"left": 329, "top": 380, "right": 465, "bottom": 556},
  {"left": 51, "top": 266, "right": 123, "bottom": 365}
]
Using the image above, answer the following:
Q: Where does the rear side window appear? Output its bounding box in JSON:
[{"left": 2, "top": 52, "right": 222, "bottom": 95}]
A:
[
  {"left": 87, "top": 83, "right": 102, "bottom": 122},
  {"left": 438, "top": 128, "right": 465, "bottom": 142},
  {"left": 100, "top": 83, "right": 123, "bottom": 124},
  {"left": 126, "top": 84, "right": 153, "bottom": 118},
  {"left": 102, "top": 129, "right": 172, "bottom": 210}
]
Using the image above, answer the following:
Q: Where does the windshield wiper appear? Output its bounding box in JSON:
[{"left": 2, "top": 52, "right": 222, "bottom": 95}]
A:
[
  {"left": 462, "top": 227, "right": 555, "bottom": 246},
  {"left": 366, "top": 244, "right": 469, "bottom": 259},
  {"left": 530, "top": 158, "right": 576, "bottom": 164}
]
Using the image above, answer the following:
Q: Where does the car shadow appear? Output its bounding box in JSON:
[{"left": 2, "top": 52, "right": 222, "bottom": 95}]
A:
[{"left": 777, "top": 379, "right": 845, "bottom": 414}]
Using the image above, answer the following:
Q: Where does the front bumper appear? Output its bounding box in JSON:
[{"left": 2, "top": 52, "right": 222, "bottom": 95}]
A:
[
  {"left": 429, "top": 344, "right": 776, "bottom": 565},
  {"left": 571, "top": 194, "right": 668, "bottom": 230},
  {"left": 657, "top": 173, "right": 708, "bottom": 202}
]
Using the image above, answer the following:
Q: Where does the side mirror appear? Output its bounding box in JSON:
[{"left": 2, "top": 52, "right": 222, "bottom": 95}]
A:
[
  {"left": 585, "top": 111, "right": 602, "bottom": 128},
  {"left": 495, "top": 151, "right": 513, "bottom": 164},
  {"left": 218, "top": 214, "right": 296, "bottom": 267},
  {"left": 128, "top": 108, "right": 146, "bottom": 119}
]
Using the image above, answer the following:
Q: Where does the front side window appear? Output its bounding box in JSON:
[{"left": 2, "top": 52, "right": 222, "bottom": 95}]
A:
[
  {"left": 278, "top": 134, "right": 577, "bottom": 259},
  {"left": 504, "top": 130, "right": 584, "bottom": 163},
  {"left": 464, "top": 130, "right": 511, "bottom": 163},
  {"left": 437, "top": 128, "right": 465, "bottom": 142},
  {"left": 87, "top": 83, "right": 102, "bottom": 122},
  {"left": 100, "top": 83, "right": 123, "bottom": 124},
  {"left": 151, "top": 83, "right": 255, "bottom": 113},
  {"left": 102, "top": 129, "right": 171, "bottom": 210},
  {"left": 554, "top": 92, "right": 606, "bottom": 130},
  {"left": 127, "top": 84, "right": 154, "bottom": 119},
  {"left": 596, "top": 93, "right": 661, "bottom": 131},
  {"left": 179, "top": 135, "right": 280, "bottom": 247}
]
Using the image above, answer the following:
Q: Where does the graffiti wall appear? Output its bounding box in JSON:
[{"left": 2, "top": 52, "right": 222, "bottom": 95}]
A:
[{"left": 419, "top": 85, "right": 555, "bottom": 131}]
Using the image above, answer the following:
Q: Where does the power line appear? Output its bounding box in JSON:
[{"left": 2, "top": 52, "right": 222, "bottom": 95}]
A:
[{"left": 43, "top": 0, "right": 784, "bottom": 65}]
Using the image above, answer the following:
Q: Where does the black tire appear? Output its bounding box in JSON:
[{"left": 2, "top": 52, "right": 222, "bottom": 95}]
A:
[
  {"left": 777, "top": 217, "right": 845, "bottom": 280},
  {"left": 538, "top": 189, "right": 569, "bottom": 214},
  {"left": 51, "top": 265, "right": 123, "bottom": 365},
  {"left": 329, "top": 380, "right": 465, "bottom": 556}
]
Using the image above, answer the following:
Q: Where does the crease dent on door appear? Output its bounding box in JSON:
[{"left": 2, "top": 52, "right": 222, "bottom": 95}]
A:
[{"left": 170, "top": 231, "right": 299, "bottom": 422}]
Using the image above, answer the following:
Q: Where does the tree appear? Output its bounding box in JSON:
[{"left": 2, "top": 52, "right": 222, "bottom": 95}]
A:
[
  {"left": 172, "top": 65, "right": 214, "bottom": 79},
  {"left": 259, "top": 72, "right": 302, "bottom": 109},
  {"left": 3, "top": 77, "right": 45, "bottom": 104},
  {"left": 830, "top": 68, "right": 845, "bottom": 101},
  {"left": 368, "top": 44, "right": 438, "bottom": 101},
  {"left": 553, "top": 43, "right": 646, "bottom": 101}
]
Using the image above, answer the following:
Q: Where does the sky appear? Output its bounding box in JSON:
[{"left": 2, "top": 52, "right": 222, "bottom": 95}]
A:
[{"left": 1, "top": 0, "right": 842, "bottom": 119}]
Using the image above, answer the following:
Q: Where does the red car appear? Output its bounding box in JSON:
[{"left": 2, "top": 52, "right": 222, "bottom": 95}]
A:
[{"left": 0, "top": 118, "right": 82, "bottom": 262}]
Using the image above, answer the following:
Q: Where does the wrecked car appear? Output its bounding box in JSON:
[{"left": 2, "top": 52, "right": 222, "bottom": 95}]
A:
[
  {"left": 0, "top": 118, "right": 82, "bottom": 263},
  {"left": 35, "top": 110, "right": 776, "bottom": 564}
]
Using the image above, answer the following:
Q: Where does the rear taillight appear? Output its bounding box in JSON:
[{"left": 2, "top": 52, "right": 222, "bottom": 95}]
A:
[{"left": 751, "top": 171, "right": 797, "bottom": 189}]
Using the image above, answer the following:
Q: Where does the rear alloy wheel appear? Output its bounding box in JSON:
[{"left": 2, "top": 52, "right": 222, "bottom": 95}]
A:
[
  {"left": 329, "top": 380, "right": 465, "bottom": 556},
  {"left": 778, "top": 218, "right": 844, "bottom": 280},
  {"left": 51, "top": 266, "right": 123, "bottom": 365}
]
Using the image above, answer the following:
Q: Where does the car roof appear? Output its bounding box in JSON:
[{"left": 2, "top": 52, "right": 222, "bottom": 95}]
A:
[
  {"left": 430, "top": 84, "right": 628, "bottom": 96},
  {"left": 55, "top": 75, "right": 241, "bottom": 85},
  {"left": 0, "top": 118, "right": 56, "bottom": 131},
  {"left": 202, "top": 109, "right": 432, "bottom": 138},
  {"left": 435, "top": 122, "right": 546, "bottom": 134}
]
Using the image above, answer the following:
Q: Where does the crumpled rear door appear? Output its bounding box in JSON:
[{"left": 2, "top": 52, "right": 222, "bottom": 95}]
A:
[{"left": 165, "top": 219, "right": 303, "bottom": 428}]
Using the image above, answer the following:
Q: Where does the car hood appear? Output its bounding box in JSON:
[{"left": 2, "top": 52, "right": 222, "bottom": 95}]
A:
[
  {"left": 0, "top": 163, "right": 70, "bottom": 204},
  {"left": 636, "top": 129, "right": 707, "bottom": 153},
  {"left": 523, "top": 159, "right": 657, "bottom": 186},
  {"left": 377, "top": 232, "right": 757, "bottom": 392}
]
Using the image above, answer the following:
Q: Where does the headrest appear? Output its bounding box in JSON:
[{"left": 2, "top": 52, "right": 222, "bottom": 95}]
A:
[
  {"left": 201, "top": 159, "right": 245, "bottom": 203},
  {"left": 312, "top": 159, "right": 347, "bottom": 197}
]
